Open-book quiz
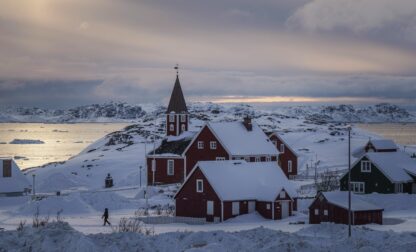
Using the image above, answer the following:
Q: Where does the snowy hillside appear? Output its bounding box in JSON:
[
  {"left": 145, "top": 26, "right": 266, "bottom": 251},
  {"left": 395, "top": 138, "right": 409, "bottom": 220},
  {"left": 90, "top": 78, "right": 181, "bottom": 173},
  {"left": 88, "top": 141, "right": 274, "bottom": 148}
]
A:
[{"left": 0, "top": 102, "right": 415, "bottom": 123}]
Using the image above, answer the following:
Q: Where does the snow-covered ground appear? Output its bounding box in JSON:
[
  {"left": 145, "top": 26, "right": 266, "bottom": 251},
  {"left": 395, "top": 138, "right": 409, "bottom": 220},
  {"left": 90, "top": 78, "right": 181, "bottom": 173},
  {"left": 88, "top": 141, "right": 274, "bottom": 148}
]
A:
[{"left": 1, "top": 102, "right": 416, "bottom": 250}]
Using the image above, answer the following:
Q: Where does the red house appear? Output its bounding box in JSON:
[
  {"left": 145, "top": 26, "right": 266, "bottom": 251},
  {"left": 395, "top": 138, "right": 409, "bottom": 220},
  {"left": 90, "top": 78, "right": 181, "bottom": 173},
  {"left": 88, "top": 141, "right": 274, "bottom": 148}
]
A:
[
  {"left": 269, "top": 132, "right": 298, "bottom": 179},
  {"left": 175, "top": 160, "right": 296, "bottom": 222},
  {"left": 309, "top": 191, "right": 383, "bottom": 225},
  {"left": 353, "top": 138, "right": 398, "bottom": 158}
]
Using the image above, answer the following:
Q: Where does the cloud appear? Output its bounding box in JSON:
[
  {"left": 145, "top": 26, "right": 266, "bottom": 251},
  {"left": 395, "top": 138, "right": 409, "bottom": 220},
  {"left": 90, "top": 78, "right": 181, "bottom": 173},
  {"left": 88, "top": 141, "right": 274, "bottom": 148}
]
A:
[{"left": 287, "top": 0, "right": 416, "bottom": 42}]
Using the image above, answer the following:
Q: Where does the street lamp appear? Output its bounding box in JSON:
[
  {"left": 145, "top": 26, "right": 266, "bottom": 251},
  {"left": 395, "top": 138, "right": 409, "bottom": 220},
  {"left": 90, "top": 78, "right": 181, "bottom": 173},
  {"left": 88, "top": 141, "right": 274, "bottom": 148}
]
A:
[{"left": 347, "top": 125, "right": 352, "bottom": 237}]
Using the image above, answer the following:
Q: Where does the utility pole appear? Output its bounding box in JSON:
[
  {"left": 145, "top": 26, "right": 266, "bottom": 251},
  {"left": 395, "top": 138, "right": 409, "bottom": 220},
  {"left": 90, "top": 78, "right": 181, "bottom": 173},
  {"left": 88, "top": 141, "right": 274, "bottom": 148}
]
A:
[
  {"left": 347, "top": 125, "right": 352, "bottom": 237},
  {"left": 139, "top": 165, "right": 142, "bottom": 188},
  {"left": 32, "top": 174, "right": 36, "bottom": 196}
]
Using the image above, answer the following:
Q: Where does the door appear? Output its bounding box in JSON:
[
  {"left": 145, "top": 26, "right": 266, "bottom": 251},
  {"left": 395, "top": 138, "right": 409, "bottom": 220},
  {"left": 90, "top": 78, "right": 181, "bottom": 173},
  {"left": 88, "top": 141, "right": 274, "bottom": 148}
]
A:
[
  {"left": 281, "top": 201, "right": 289, "bottom": 219},
  {"left": 207, "top": 201, "right": 214, "bottom": 215},
  {"left": 248, "top": 201, "right": 255, "bottom": 213}
]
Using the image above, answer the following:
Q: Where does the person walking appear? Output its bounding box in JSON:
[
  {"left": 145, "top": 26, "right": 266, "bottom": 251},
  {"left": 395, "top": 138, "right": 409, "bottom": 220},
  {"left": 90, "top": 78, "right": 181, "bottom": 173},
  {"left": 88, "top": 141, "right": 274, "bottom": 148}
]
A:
[{"left": 102, "top": 208, "right": 111, "bottom": 226}]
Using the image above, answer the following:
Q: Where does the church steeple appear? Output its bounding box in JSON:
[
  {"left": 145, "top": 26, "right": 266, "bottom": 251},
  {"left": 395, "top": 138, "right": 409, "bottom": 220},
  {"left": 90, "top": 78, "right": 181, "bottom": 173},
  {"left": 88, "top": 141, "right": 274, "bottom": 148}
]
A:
[{"left": 166, "top": 65, "right": 188, "bottom": 136}]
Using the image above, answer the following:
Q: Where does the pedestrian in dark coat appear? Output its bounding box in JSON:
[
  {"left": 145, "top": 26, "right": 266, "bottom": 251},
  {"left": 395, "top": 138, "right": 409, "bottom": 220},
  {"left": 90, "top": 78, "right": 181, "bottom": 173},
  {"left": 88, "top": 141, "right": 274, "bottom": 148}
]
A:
[{"left": 102, "top": 208, "right": 111, "bottom": 226}]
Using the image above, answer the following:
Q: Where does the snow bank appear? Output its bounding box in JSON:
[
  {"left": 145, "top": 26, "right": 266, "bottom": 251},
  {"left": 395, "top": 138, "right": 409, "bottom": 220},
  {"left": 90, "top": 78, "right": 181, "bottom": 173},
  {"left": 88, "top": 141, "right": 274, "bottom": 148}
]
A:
[
  {"left": 9, "top": 139, "right": 45, "bottom": 144},
  {"left": 1, "top": 222, "right": 415, "bottom": 251},
  {"left": 80, "top": 191, "right": 136, "bottom": 211}
]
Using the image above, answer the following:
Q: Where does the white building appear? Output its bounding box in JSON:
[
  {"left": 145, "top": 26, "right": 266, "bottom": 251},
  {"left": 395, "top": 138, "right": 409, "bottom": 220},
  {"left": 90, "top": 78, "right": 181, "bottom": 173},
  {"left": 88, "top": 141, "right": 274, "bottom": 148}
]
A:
[{"left": 0, "top": 158, "right": 31, "bottom": 196}]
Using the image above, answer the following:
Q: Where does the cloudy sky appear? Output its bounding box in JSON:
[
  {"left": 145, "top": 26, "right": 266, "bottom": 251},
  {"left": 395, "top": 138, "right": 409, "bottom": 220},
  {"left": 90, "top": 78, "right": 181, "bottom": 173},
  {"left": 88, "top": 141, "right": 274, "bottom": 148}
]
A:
[{"left": 1, "top": 0, "right": 416, "bottom": 108}]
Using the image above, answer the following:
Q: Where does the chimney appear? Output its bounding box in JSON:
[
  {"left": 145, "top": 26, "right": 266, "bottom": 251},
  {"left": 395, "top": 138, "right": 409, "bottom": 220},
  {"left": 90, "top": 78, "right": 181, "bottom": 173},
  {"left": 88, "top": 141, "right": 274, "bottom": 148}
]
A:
[{"left": 243, "top": 116, "right": 252, "bottom": 131}]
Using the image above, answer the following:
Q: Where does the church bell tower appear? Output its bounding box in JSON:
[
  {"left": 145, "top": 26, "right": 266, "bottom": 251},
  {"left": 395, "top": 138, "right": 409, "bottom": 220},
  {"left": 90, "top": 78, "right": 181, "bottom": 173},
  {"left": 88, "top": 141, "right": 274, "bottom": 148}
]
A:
[{"left": 166, "top": 65, "right": 188, "bottom": 136}]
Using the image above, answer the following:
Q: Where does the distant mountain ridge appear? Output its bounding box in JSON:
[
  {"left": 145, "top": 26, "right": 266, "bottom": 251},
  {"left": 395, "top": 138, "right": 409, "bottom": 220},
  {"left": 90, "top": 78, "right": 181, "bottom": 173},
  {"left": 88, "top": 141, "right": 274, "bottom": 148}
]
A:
[{"left": 0, "top": 102, "right": 414, "bottom": 123}]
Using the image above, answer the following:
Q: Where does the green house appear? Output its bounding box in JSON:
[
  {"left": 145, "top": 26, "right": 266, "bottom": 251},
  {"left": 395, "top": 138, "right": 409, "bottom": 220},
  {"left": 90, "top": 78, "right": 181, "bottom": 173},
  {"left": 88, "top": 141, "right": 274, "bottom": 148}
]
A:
[{"left": 340, "top": 152, "right": 416, "bottom": 194}]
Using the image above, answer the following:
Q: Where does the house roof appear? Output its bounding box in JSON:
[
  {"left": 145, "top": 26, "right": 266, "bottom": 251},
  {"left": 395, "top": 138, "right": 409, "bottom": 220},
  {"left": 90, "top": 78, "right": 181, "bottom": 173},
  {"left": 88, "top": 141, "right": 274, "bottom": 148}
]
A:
[
  {"left": 148, "top": 131, "right": 195, "bottom": 157},
  {"left": 0, "top": 158, "right": 31, "bottom": 193},
  {"left": 166, "top": 75, "right": 187, "bottom": 114},
  {"left": 365, "top": 151, "right": 416, "bottom": 183},
  {"left": 368, "top": 139, "right": 398, "bottom": 150},
  {"left": 318, "top": 191, "right": 383, "bottom": 211},
  {"left": 208, "top": 122, "right": 279, "bottom": 156},
  {"left": 193, "top": 160, "right": 296, "bottom": 201}
]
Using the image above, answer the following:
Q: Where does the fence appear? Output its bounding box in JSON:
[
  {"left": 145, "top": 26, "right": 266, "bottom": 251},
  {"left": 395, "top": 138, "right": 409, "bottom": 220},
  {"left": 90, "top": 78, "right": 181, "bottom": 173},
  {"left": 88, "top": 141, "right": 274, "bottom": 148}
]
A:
[{"left": 137, "top": 216, "right": 219, "bottom": 225}]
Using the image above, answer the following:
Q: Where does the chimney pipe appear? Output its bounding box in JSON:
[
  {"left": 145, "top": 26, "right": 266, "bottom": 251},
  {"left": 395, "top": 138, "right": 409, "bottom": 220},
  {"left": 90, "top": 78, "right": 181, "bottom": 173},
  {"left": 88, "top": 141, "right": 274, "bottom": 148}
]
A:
[{"left": 243, "top": 116, "right": 252, "bottom": 131}]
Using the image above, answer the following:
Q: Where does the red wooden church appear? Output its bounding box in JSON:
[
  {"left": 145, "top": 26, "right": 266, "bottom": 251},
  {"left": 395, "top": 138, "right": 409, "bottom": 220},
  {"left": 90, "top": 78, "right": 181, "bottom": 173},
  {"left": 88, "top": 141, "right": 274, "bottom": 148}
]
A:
[
  {"left": 146, "top": 73, "right": 279, "bottom": 185},
  {"left": 175, "top": 160, "right": 296, "bottom": 222}
]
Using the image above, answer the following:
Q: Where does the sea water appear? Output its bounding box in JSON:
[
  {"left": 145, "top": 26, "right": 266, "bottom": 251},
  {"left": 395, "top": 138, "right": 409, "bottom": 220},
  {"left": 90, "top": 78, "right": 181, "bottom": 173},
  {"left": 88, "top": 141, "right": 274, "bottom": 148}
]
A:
[{"left": 0, "top": 123, "right": 129, "bottom": 169}]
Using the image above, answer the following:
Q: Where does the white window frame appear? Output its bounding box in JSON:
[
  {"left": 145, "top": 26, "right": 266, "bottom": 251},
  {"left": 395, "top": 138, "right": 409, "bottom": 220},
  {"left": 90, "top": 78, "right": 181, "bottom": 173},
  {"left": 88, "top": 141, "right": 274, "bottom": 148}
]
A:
[
  {"left": 232, "top": 202, "right": 240, "bottom": 215},
  {"left": 314, "top": 209, "right": 319, "bottom": 215},
  {"left": 181, "top": 124, "right": 186, "bottom": 132},
  {"left": 288, "top": 160, "right": 292, "bottom": 172},
  {"left": 169, "top": 114, "right": 175, "bottom": 121},
  {"left": 210, "top": 141, "right": 217, "bottom": 150},
  {"left": 324, "top": 210, "right": 328, "bottom": 216},
  {"left": 255, "top": 156, "right": 261, "bottom": 162},
  {"left": 169, "top": 124, "right": 174, "bottom": 131},
  {"left": 216, "top": 157, "right": 226, "bottom": 161},
  {"left": 196, "top": 179, "right": 203, "bottom": 193},
  {"left": 181, "top": 114, "right": 186, "bottom": 122},
  {"left": 361, "top": 160, "right": 371, "bottom": 173},
  {"left": 167, "top": 160, "right": 174, "bottom": 176},
  {"left": 266, "top": 204, "right": 271, "bottom": 210},
  {"left": 197, "top": 141, "right": 204, "bottom": 149},
  {"left": 280, "top": 191, "right": 285, "bottom": 198},
  {"left": 280, "top": 144, "right": 285, "bottom": 153},
  {"left": 351, "top": 181, "right": 365, "bottom": 194},
  {"left": 266, "top": 156, "right": 271, "bottom": 162}
]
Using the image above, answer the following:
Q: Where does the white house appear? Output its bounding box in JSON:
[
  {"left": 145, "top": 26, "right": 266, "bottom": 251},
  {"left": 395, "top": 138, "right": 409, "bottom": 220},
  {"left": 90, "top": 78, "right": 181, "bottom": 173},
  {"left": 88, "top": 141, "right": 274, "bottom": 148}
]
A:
[{"left": 0, "top": 158, "right": 31, "bottom": 196}]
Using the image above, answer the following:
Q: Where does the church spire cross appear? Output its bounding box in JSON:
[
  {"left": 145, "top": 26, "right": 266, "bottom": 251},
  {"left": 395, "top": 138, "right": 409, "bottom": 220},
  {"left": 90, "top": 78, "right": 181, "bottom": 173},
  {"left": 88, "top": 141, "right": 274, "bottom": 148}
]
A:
[{"left": 174, "top": 64, "right": 179, "bottom": 76}]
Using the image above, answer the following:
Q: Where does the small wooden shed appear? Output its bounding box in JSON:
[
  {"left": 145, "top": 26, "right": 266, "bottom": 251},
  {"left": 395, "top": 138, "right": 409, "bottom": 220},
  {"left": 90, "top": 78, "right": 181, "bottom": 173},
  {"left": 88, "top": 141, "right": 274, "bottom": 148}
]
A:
[{"left": 309, "top": 191, "right": 383, "bottom": 225}]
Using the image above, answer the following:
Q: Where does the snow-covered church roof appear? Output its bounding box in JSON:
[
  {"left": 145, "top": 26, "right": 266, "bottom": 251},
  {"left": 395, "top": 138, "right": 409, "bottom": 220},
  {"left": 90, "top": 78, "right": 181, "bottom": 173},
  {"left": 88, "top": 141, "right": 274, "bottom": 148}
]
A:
[
  {"left": 208, "top": 121, "right": 279, "bottom": 156},
  {"left": 0, "top": 158, "right": 31, "bottom": 193},
  {"left": 364, "top": 151, "right": 416, "bottom": 183},
  {"left": 320, "top": 191, "right": 383, "bottom": 211},
  {"left": 192, "top": 160, "right": 296, "bottom": 201}
]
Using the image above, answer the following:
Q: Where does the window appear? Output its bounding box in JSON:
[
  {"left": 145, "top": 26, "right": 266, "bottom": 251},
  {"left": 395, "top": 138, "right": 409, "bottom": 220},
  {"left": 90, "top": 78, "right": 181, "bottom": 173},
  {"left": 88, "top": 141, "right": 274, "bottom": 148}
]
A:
[
  {"left": 395, "top": 183, "right": 403, "bottom": 193},
  {"left": 169, "top": 124, "right": 174, "bottom": 131},
  {"left": 197, "top": 141, "right": 204, "bottom": 149},
  {"left": 255, "top": 156, "right": 261, "bottom": 162},
  {"left": 216, "top": 157, "right": 226, "bottom": 161},
  {"left": 314, "top": 209, "right": 319, "bottom": 215},
  {"left": 232, "top": 202, "right": 240, "bottom": 215},
  {"left": 266, "top": 204, "right": 271, "bottom": 210},
  {"left": 351, "top": 182, "right": 365, "bottom": 193},
  {"left": 181, "top": 124, "right": 186, "bottom": 132},
  {"left": 324, "top": 210, "right": 328, "bottom": 216},
  {"left": 169, "top": 114, "right": 175, "bottom": 121},
  {"left": 280, "top": 191, "right": 285, "bottom": 198},
  {"left": 196, "top": 179, "right": 203, "bottom": 192},
  {"left": 181, "top": 114, "right": 186, "bottom": 122},
  {"left": 280, "top": 144, "right": 285, "bottom": 153},
  {"left": 2, "top": 160, "right": 11, "bottom": 177},
  {"left": 361, "top": 160, "right": 371, "bottom": 172},
  {"left": 210, "top": 141, "right": 217, "bottom": 150},
  {"left": 288, "top": 160, "right": 292, "bottom": 172},
  {"left": 266, "top": 156, "right": 271, "bottom": 162},
  {"left": 167, "top": 160, "right": 174, "bottom": 176}
]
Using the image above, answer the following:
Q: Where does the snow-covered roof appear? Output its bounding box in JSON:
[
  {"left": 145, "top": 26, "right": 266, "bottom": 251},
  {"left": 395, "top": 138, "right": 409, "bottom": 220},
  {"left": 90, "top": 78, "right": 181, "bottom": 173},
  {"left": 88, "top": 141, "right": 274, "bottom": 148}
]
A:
[
  {"left": 148, "top": 131, "right": 196, "bottom": 157},
  {"left": 365, "top": 151, "right": 416, "bottom": 183},
  {"left": 320, "top": 191, "right": 383, "bottom": 211},
  {"left": 208, "top": 122, "right": 279, "bottom": 156},
  {"left": 270, "top": 132, "right": 298, "bottom": 157},
  {"left": 0, "top": 158, "right": 31, "bottom": 193},
  {"left": 368, "top": 139, "right": 398, "bottom": 150},
  {"left": 194, "top": 160, "right": 296, "bottom": 201}
]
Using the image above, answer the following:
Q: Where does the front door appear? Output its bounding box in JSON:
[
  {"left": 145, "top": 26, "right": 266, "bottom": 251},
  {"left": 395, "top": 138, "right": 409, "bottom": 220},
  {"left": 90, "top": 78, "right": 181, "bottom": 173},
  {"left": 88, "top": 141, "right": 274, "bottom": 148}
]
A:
[
  {"left": 281, "top": 201, "right": 289, "bottom": 219},
  {"left": 248, "top": 201, "right": 255, "bottom": 213}
]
